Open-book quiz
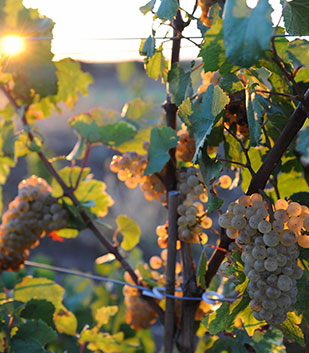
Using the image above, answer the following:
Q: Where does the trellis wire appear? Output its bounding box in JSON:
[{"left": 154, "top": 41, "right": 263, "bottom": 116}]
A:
[{"left": 24, "top": 260, "right": 238, "bottom": 305}]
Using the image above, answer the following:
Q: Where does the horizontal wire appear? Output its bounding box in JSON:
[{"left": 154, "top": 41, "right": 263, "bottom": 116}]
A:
[{"left": 24, "top": 260, "right": 238, "bottom": 304}]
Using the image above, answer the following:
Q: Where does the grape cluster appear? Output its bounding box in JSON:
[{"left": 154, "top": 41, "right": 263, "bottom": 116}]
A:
[
  {"left": 219, "top": 194, "right": 304, "bottom": 325},
  {"left": 197, "top": 70, "right": 221, "bottom": 95},
  {"left": 0, "top": 176, "right": 68, "bottom": 272},
  {"left": 176, "top": 125, "right": 196, "bottom": 162},
  {"left": 177, "top": 167, "right": 210, "bottom": 243},
  {"left": 122, "top": 272, "right": 158, "bottom": 330},
  {"left": 110, "top": 151, "right": 167, "bottom": 204}
]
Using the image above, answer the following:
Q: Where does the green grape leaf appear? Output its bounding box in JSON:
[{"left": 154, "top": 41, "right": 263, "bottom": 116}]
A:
[
  {"left": 246, "top": 91, "right": 263, "bottom": 147},
  {"left": 145, "top": 46, "right": 169, "bottom": 82},
  {"left": 69, "top": 112, "right": 137, "bottom": 146},
  {"left": 196, "top": 249, "right": 207, "bottom": 289},
  {"left": 95, "top": 306, "right": 118, "bottom": 328},
  {"left": 190, "top": 85, "right": 229, "bottom": 160},
  {"left": 287, "top": 39, "right": 309, "bottom": 68},
  {"left": 54, "top": 307, "right": 78, "bottom": 336},
  {"left": 121, "top": 98, "right": 150, "bottom": 121},
  {"left": 251, "top": 328, "right": 285, "bottom": 353},
  {"left": 11, "top": 319, "right": 57, "bottom": 346},
  {"left": 144, "top": 126, "right": 178, "bottom": 175},
  {"left": 140, "top": 0, "right": 156, "bottom": 15},
  {"left": 198, "top": 148, "right": 223, "bottom": 213},
  {"left": 79, "top": 330, "right": 124, "bottom": 352},
  {"left": 296, "top": 126, "right": 309, "bottom": 166},
  {"left": 116, "top": 215, "right": 141, "bottom": 251},
  {"left": 139, "top": 36, "right": 156, "bottom": 58},
  {"left": 0, "top": 300, "right": 25, "bottom": 317},
  {"left": 0, "top": 156, "right": 14, "bottom": 184},
  {"left": 237, "top": 302, "right": 265, "bottom": 336},
  {"left": 202, "top": 302, "right": 230, "bottom": 334},
  {"left": 10, "top": 341, "right": 50, "bottom": 353},
  {"left": 55, "top": 59, "right": 93, "bottom": 108},
  {"left": 219, "top": 73, "right": 244, "bottom": 93},
  {"left": 116, "top": 126, "right": 153, "bottom": 154},
  {"left": 289, "top": 192, "right": 309, "bottom": 207},
  {"left": 0, "top": 2, "right": 57, "bottom": 100},
  {"left": 0, "top": 120, "right": 15, "bottom": 161},
  {"left": 281, "top": 0, "right": 309, "bottom": 36},
  {"left": 168, "top": 63, "right": 192, "bottom": 106},
  {"left": 14, "top": 276, "right": 64, "bottom": 310},
  {"left": 198, "top": 20, "right": 226, "bottom": 73},
  {"left": 223, "top": 0, "right": 273, "bottom": 67},
  {"left": 280, "top": 312, "right": 305, "bottom": 347},
  {"left": 178, "top": 97, "right": 193, "bottom": 126},
  {"left": 277, "top": 171, "right": 308, "bottom": 199},
  {"left": 156, "top": 0, "right": 178, "bottom": 21},
  {"left": 21, "top": 299, "right": 55, "bottom": 326}
]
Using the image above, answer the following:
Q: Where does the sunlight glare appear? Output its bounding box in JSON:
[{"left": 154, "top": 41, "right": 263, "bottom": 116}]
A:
[
  {"left": 246, "top": 0, "right": 258, "bottom": 9},
  {"left": 1, "top": 35, "right": 25, "bottom": 56}
]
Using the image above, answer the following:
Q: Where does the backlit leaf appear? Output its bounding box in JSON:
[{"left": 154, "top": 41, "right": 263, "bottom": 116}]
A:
[
  {"left": 95, "top": 306, "right": 118, "bottom": 327},
  {"left": 144, "top": 126, "right": 178, "bottom": 175},
  {"left": 223, "top": 0, "right": 273, "bottom": 67},
  {"left": 168, "top": 63, "right": 192, "bottom": 106},
  {"left": 116, "top": 215, "right": 141, "bottom": 251},
  {"left": 145, "top": 46, "right": 168, "bottom": 82},
  {"left": 280, "top": 312, "right": 305, "bottom": 347},
  {"left": 54, "top": 307, "right": 78, "bottom": 336}
]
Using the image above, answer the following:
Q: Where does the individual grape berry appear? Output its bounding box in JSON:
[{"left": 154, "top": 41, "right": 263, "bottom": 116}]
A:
[
  {"left": 287, "top": 216, "right": 303, "bottom": 232},
  {"left": 287, "top": 202, "right": 302, "bottom": 217},
  {"left": 275, "top": 199, "right": 288, "bottom": 210},
  {"left": 263, "top": 232, "right": 280, "bottom": 247},
  {"left": 298, "top": 235, "right": 309, "bottom": 248},
  {"left": 280, "top": 230, "right": 297, "bottom": 246},
  {"left": 218, "top": 175, "right": 232, "bottom": 189}
]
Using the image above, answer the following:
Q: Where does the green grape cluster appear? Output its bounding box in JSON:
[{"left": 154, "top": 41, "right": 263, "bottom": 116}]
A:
[
  {"left": 110, "top": 151, "right": 166, "bottom": 204},
  {"left": 0, "top": 176, "right": 68, "bottom": 272},
  {"left": 219, "top": 194, "right": 304, "bottom": 325},
  {"left": 177, "top": 167, "right": 210, "bottom": 243}
]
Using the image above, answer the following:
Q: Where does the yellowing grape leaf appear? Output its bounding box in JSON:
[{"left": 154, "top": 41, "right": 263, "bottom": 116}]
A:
[
  {"left": 116, "top": 215, "right": 141, "bottom": 251},
  {"left": 14, "top": 277, "right": 64, "bottom": 310},
  {"left": 54, "top": 306, "right": 78, "bottom": 336},
  {"left": 95, "top": 306, "right": 118, "bottom": 328}
]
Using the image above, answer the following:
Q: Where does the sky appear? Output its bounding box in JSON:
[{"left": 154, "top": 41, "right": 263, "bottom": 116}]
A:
[{"left": 22, "top": 0, "right": 283, "bottom": 63}]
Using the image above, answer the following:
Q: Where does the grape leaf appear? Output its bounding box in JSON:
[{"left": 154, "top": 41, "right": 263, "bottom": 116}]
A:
[
  {"left": 219, "top": 73, "right": 244, "bottom": 93},
  {"left": 55, "top": 59, "right": 93, "bottom": 108},
  {"left": 280, "top": 312, "right": 305, "bottom": 347},
  {"left": 190, "top": 85, "right": 229, "bottom": 161},
  {"left": 223, "top": 0, "right": 273, "bottom": 67},
  {"left": 168, "top": 63, "right": 193, "bottom": 106},
  {"left": 95, "top": 306, "right": 118, "bottom": 328},
  {"left": 140, "top": 0, "right": 156, "bottom": 15},
  {"left": 145, "top": 46, "right": 169, "bottom": 82},
  {"left": 14, "top": 277, "right": 64, "bottom": 310},
  {"left": 21, "top": 299, "right": 55, "bottom": 326},
  {"left": 296, "top": 126, "right": 309, "bottom": 166},
  {"left": 11, "top": 319, "right": 57, "bottom": 346},
  {"left": 246, "top": 91, "right": 263, "bottom": 147},
  {"left": 178, "top": 97, "right": 193, "bottom": 126},
  {"left": 116, "top": 215, "right": 141, "bottom": 251},
  {"left": 69, "top": 112, "right": 137, "bottom": 146},
  {"left": 54, "top": 307, "right": 78, "bottom": 336},
  {"left": 198, "top": 148, "right": 223, "bottom": 213},
  {"left": 0, "top": 1, "right": 57, "bottom": 100},
  {"left": 202, "top": 302, "right": 230, "bottom": 334},
  {"left": 156, "top": 0, "right": 178, "bottom": 21},
  {"left": 196, "top": 249, "right": 207, "bottom": 289},
  {"left": 287, "top": 39, "right": 309, "bottom": 68},
  {"left": 121, "top": 98, "right": 149, "bottom": 121},
  {"left": 116, "top": 126, "right": 154, "bottom": 154},
  {"left": 139, "top": 36, "right": 156, "bottom": 59},
  {"left": 198, "top": 20, "right": 226, "bottom": 73},
  {"left": 144, "top": 126, "right": 178, "bottom": 175},
  {"left": 289, "top": 192, "right": 309, "bottom": 207},
  {"left": 277, "top": 171, "right": 308, "bottom": 199},
  {"left": 281, "top": 0, "right": 309, "bottom": 36},
  {"left": 10, "top": 341, "right": 48, "bottom": 353}
]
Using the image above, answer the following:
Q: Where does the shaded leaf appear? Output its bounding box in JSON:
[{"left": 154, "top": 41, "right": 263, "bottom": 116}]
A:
[
  {"left": 281, "top": 0, "right": 309, "bottom": 36},
  {"left": 21, "top": 299, "right": 55, "bottom": 326},
  {"left": 12, "top": 319, "right": 57, "bottom": 346},
  {"left": 156, "top": 0, "right": 178, "bottom": 21},
  {"left": 196, "top": 249, "right": 207, "bottom": 289},
  {"left": 139, "top": 36, "right": 156, "bottom": 58},
  {"left": 144, "top": 126, "right": 178, "bottom": 175},
  {"left": 296, "top": 126, "right": 309, "bottom": 166},
  {"left": 202, "top": 302, "right": 230, "bottom": 334},
  {"left": 223, "top": 0, "right": 273, "bottom": 67},
  {"left": 246, "top": 91, "right": 262, "bottom": 147},
  {"left": 168, "top": 63, "right": 192, "bottom": 106},
  {"left": 140, "top": 0, "right": 156, "bottom": 15},
  {"left": 116, "top": 215, "right": 141, "bottom": 251}
]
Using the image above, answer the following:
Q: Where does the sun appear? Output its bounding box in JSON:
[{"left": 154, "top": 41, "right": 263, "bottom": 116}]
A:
[{"left": 1, "top": 35, "right": 25, "bottom": 56}]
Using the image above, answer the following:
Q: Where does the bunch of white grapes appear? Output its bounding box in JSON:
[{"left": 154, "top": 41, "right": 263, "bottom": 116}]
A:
[
  {"left": 175, "top": 125, "right": 196, "bottom": 162},
  {"left": 0, "top": 176, "right": 68, "bottom": 272},
  {"left": 110, "top": 151, "right": 167, "bottom": 204},
  {"left": 176, "top": 167, "right": 211, "bottom": 243},
  {"left": 218, "top": 194, "right": 307, "bottom": 325}
]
